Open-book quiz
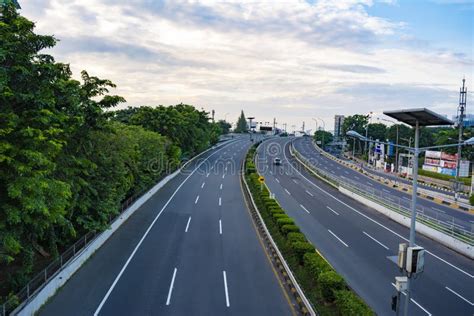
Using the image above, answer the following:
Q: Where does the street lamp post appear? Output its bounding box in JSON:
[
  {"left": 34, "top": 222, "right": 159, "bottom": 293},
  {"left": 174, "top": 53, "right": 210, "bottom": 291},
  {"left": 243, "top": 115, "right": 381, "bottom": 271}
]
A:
[
  {"left": 314, "top": 117, "right": 326, "bottom": 148},
  {"left": 365, "top": 112, "right": 373, "bottom": 155},
  {"left": 379, "top": 118, "right": 400, "bottom": 173},
  {"left": 347, "top": 108, "right": 474, "bottom": 316}
]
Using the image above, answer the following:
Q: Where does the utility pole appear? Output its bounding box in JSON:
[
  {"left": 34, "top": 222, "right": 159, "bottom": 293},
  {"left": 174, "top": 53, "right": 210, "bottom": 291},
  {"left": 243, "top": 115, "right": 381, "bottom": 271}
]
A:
[
  {"left": 212, "top": 109, "right": 215, "bottom": 123},
  {"left": 302, "top": 121, "right": 305, "bottom": 134},
  {"left": 455, "top": 78, "right": 467, "bottom": 201}
]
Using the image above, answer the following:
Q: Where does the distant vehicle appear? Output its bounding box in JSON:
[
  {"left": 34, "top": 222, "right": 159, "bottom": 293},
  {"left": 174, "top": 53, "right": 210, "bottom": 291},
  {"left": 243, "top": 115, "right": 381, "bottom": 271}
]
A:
[{"left": 273, "top": 157, "right": 281, "bottom": 165}]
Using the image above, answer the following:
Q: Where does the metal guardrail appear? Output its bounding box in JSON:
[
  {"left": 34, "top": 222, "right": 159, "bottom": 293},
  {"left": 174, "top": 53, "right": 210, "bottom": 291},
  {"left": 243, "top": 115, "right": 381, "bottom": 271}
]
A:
[
  {"left": 290, "top": 143, "right": 474, "bottom": 247},
  {"left": 0, "top": 192, "right": 142, "bottom": 316},
  {"left": 0, "top": 140, "right": 238, "bottom": 315}
]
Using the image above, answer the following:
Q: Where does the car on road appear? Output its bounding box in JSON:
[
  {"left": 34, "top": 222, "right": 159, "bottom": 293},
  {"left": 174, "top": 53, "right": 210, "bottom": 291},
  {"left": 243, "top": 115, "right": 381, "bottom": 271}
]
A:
[{"left": 273, "top": 157, "right": 281, "bottom": 165}]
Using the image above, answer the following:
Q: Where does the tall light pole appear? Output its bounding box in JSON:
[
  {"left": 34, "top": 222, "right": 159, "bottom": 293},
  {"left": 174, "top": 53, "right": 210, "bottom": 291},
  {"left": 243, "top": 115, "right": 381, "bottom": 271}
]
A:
[
  {"left": 348, "top": 127, "right": 473, "bottom": 316},
  {"left": 314, "top": 117, "right": 326, "bottom": 148},
  {"left": 365, "top": 112, "right": 373, "bottom": 155},
  {"left": 382, "top": 109, "right": 454, "bottom": 316},
  {"left": 379, "top": 118, "right": 399, "bottom": 173},
  {"left": 455, "top": 78, "right": 467, "bottom": 201}
]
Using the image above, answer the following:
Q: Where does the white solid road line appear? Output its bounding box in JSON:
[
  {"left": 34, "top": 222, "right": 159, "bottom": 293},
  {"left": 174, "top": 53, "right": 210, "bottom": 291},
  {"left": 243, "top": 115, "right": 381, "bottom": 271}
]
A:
[
  {"left": 411, "top": 298, "right": 432, "bottom": 316},
  {"left": 326, "top": 206, "right": 339, "bottom": 216},
  {"left": 219, "top": 219, "right": 223, "bottom": 235},
  {"left": 363, "top": 231, "right": 389, "bottom": 250},
  {"left": 282, "top": 144, "right": 473, "bottom": 278},
  {"left": 93, "top": 141, "right": 237, "bottom": 316},
  {"left": 219, "top": 197, "right": 222, "bottom": 206},
  {"left": 284, "top": 188, "right": 291, "bottom": 195},
  {"left": 445, "top": 286, "right": 474, "bottom": 306},
  {"left": 201, "top": 182, "right": 205, "bottom": 188},
  {"left": 300, "top": 204, "right": 310, "bottom": 214},
  {"left": 223, "top": 271, "right": 230, "bottom": 307},
  {"left": 166, "top": 268, "right": 178, "bottom": 305},
  {"left": 390, "top": 283, "right": 432, "bottom": 315},
  {"left": 185, "top": 217, "right": 192, "bottom": 233},
  {"left": 305, "top": 190, "right": 314, "bottom": 197},
  {"left": 275, "top": 178, "right": 280, "bottom": 183},
  {"left": 432, "top": 207, "right": 445, "bottom": 214},
  {"left": 195, "top": 195, "right": 200, "bottom": 204},
  {"left": 328, "top": 229, "right": 348, "bottom": 247}
]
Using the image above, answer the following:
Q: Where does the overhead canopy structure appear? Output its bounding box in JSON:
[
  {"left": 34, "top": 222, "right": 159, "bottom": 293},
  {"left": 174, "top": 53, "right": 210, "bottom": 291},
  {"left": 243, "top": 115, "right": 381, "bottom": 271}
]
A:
[{"left": 383, "top": 108, "right": 453, "bottom": 127}]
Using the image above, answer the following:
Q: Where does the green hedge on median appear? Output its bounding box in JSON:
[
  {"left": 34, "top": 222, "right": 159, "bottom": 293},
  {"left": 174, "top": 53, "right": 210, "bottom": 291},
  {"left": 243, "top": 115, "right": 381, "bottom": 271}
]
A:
[{"left": 244, "top": 143, "right": 374, "bottom": 316}]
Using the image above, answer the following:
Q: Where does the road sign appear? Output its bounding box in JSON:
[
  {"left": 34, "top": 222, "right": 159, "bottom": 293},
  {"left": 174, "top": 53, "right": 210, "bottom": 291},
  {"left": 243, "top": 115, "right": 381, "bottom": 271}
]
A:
[{"left": 258, "top": 176, "right": 265, "bottom": 183}]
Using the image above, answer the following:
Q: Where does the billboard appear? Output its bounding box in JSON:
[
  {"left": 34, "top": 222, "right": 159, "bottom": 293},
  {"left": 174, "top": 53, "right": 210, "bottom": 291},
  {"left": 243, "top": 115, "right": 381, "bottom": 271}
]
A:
[{"left": 425, "top": 151, "right": 441, "bottom": 159}]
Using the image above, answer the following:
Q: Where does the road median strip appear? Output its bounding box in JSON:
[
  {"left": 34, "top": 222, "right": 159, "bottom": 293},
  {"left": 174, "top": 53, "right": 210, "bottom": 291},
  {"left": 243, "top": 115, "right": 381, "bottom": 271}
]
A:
[{"left": 242, "top": 142, "right": 373, "bottom": 316}]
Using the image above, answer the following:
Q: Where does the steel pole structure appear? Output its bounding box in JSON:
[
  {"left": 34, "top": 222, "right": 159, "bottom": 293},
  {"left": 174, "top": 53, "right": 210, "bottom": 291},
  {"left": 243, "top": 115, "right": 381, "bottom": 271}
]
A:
[
  {"left": 404, "top": 120, "right": 420, "bottom": 316},
  {"left": 395, "top": 125, "right": 399, "bottom": 173},
  {"left": 455, "top": 79, "right": 467, "bottom": 201}
]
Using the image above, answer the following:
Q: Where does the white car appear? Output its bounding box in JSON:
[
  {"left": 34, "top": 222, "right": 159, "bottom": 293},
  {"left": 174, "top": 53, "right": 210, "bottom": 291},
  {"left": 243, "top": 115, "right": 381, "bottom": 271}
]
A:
[{"left": 273, "top": 157, "right": 281, "bottom": 165}]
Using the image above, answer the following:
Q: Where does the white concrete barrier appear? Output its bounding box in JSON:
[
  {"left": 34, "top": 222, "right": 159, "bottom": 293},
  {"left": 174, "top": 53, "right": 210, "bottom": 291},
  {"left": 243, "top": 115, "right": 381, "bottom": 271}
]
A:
[
  {"left": 15, "top": 141, "right": 234, "bottom": 316},
  {"left": 339, "top": 187, "right": 474, "bottom": 259}
]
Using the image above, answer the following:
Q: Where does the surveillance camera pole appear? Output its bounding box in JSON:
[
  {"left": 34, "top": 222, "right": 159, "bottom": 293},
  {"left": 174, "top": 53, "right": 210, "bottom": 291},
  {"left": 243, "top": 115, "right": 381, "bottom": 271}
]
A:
[{"left": 403, "top": 120, "right": 419, "bottom": 316}]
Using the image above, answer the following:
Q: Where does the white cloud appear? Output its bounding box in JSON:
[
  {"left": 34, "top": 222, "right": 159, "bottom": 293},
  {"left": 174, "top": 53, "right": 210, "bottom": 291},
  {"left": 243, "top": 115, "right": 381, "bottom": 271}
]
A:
[{"left": 20, "top": 0, "right": 472, "bottom": 131}]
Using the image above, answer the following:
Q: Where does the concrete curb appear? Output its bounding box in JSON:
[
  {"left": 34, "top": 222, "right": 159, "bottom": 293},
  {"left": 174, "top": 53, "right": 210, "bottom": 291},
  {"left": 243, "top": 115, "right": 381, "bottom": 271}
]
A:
[
  {"left": 14, "top": 140, "right": 234, "bottom": 316},
  {"left": 242, "top": 144, "right": 316, "bottom": 316},
  {"left": 309, "top": 140, "right": 472, "bottom": 212}
]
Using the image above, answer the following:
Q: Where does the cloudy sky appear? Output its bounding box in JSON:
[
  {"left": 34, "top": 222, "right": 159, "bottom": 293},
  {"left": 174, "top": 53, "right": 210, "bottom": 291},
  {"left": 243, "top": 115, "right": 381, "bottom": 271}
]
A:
[{"left": 21, "top": 0, "right": 473, "bottom": 132}]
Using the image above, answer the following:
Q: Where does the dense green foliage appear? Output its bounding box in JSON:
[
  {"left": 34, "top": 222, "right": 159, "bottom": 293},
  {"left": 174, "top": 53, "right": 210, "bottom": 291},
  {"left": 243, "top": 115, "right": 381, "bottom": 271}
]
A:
[
  {"left": 234, "top": 110, "right": 248, "bottom": 133},
  {"left": 313, "top": 130, "right": 333, "bottom": 147},
  {"left": 244, "top": 145, "right": 373, "bottom": 315},
  {"left": 217, "top": 120, "right": 231, "bottom": 134},
  {"left": 418, "top": 169, "right": 470, "bottom": 186},
  {"left": 0, "top": 6, "right": 220, "bottom": 297},
  {"left": 110, "top": 105, "right": 220, "bottom": 158}
]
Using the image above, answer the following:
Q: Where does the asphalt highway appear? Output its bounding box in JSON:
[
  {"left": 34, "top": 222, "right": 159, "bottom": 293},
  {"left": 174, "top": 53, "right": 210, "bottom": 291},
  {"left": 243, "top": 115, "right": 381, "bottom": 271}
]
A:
[
  {"left": 293, "top": 137, "right": 473, "bottom": 232},
  {"left": 40, "top": 136, "right": 293, "bottom": 316},
  {"left": 257, "top": 137, "right": 474, "bottom": 316}
]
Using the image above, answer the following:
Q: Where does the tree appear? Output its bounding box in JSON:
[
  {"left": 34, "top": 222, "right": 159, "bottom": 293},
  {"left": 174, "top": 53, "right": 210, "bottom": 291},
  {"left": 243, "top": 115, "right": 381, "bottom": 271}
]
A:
[
  {"left": 217, "top": 120, "right": 231, "bottom": 134},
  {"left": 342, "top": 114, "right": 369, "bottom": 153},
  {"left": 367, "top": 123, "right": 387, "bottom": 141},
  {"left": 235, "top": 110, "right": 248, "bottom": 133},
  {"left": 314, "top": 130, "right": 333, "bottom": 148}
]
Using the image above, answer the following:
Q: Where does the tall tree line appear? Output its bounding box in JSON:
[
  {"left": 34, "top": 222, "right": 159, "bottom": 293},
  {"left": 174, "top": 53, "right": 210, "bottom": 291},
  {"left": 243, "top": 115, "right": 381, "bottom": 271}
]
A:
[{"left": 0, "top": 5, "right": 221, "bottom": 294}]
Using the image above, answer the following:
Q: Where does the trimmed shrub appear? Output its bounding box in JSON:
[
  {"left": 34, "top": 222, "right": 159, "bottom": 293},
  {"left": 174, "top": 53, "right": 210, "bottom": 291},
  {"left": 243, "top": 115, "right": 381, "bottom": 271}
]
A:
[
  {"left": 277, "top": 218, "right": 294, "bottom": 227},
  {"left": 334, "top": 290, "right": 373, "bottom": 316},
  {"left": 319, "top": 271, "right": 346, "bottom": 302},
  {"left": 272, "top": 213, "right": 289, "bottom": 221},
  {"left": 281, "top": 224, "right": 300, "bottom": 235},
  {"left": 291, "top": 241, "right": 315, "bottom": 264},
  {"left": 287, "top": 232, "right": 307, "bottom": 243},
  {"left": 470, "top": 194, "right": 474, "bottom": 206},
  {"left": 269, "top": 207, "right": 285, "bottom": 214},
  {"left": 304, "top": 252, "right": 332, "bottom": 280},
  {"left": 246, "top": 162, "right": 256, "bottom": 174}
]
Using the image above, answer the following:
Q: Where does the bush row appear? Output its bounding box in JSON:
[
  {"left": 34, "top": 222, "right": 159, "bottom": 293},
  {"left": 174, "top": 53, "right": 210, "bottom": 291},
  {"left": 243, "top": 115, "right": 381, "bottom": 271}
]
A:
[{"left": 245, "top": 145, "right": 373, "bottom": 316}]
